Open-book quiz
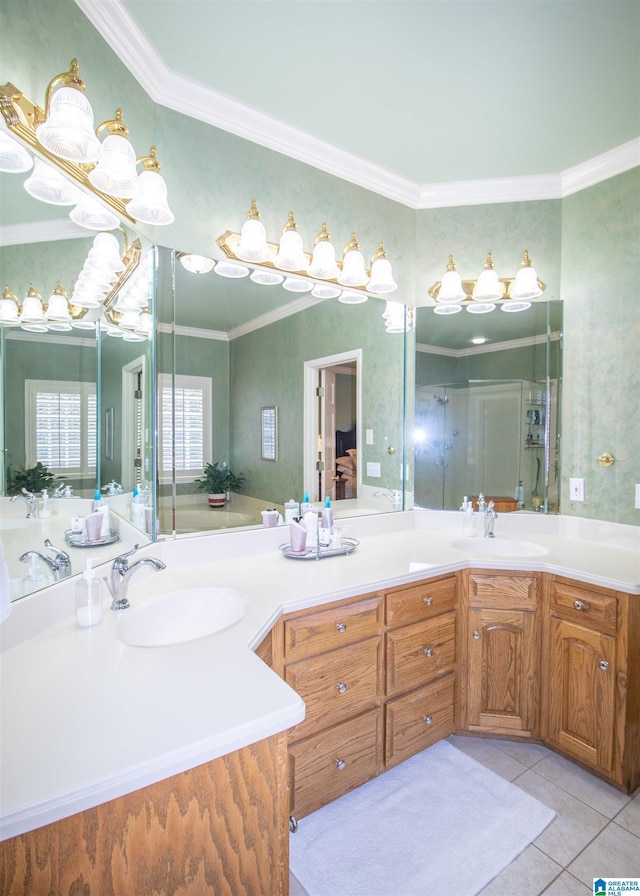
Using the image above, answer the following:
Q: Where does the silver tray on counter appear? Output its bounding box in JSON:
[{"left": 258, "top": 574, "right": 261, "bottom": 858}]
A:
[
  {"left": 280, "top": 537, "right": 359, "bottom": 560},
  {"left": 64, "top": 528, "right": 120, "bottom": 548}
]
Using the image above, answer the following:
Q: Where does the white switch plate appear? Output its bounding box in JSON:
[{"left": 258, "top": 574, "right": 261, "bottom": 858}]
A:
[
  {"left": 366, "top": 429, "right": 374, "bottom": 445},
  {"left": 366, "top": 462, "right": 381, "bottom": 478},
  {"left": 635, "top": 484, "right": 640, "bottom": 509},
  {"left": 570, "top": 477, "right": 585, "bottom": 501}
]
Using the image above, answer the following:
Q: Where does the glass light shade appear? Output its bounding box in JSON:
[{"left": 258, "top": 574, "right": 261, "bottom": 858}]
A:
[
  {"left": 275, "top": 213, "right": 307, "bottom": 271},
  {"left": 214, "top": 260, "right": 250, "bottom": 279},
  {"left": 118, "top": 308, "right": 141, "bottom": 330},
  {"left": 0, "top": 130, "right": 33, "bottom": 173},
  {"left": 46, "top": 291, "right": 72, "bottom": 321},
  {"left": 434, "top": 303, "right": 462, "bottom": 315},
  {"left": 23, "top": 158, "right": 82, "bottom": 206},
  {"left": 36, "top": 86, "right": 102, "bottom": 164},
  {"left": 382, "top": 301, "right": 406, "bottom": 333},
  {"left": 250, "top": 269, "right": 284, "bottom": 285},
  {"left": 282, "top": 277, "right": 313, "bottom": 293},
  {"left": 368, "top": 256, "right": 397, "bottom": 294},
  {"left": 21, "top": 323, "right": 48, "bottom": 333},
  {"left": 311, "top": 283, "right": 342, "bottom": 299},
  {"left": 105, "top": 325, "right": 125, "bottom": 337},
  {"left": 338, "top": 290, "right": 368, "bottom": 305},
  {"left": 135, "top": 311, "right": 152, "bottom": 337},
  {"left": 47, "top": 321, "right": 72, "bottom": 331},
  {"left": 19, "top": 291, "right": 46, "bottom": 323},
  {"left": 86, "top": 232, "right": 125, "bottom": 274},
  {"left": 70, "top": 195, "right": 120, "bottom": 231},
  {"left": 466, "top": 302, "right": 496, "bottom": 314},
  {"left": 126, "top": 169, "right": 174, "bottom": 225},
  {"left": 338, "top": 234, "right": 369, "bottom": 287},
  {"left": 472, "top": 268, "right": 503, "bottom": 301},
  {"left": 307, "top": 227, "right": 340, "bottom": 280},
  {"left": 0, "top": 295, "right": 20, "bottom": 326},
  {"left": 178, "top": 254, "right": 215, "bottom": 274},
  {"left": 70, "top": 283, "right": 102, "bottom": 309},
  {"left": 71, "top": 319, "right": 96, "bottom": 330},
  {"left": 88, "top": 134, "right": 141, "bottom": 198},
  {"left": 237, "top": 201, "right": 271, "bottom": 262},
  {"left": 501, "top": 300, "right": 532, "bottom": 313},
  {"left": 510, "top": 265, "right": 542, "bottom": 299},
  {"left": 438, "top": 271, "right": 466, "bottom": 302}
]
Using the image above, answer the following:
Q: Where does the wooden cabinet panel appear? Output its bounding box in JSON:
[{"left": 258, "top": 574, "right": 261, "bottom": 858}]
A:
[
  {"left": 545, "top": 615, "right": 616, "bottom": 773},
  {"left": 468, "top": 572, "right": 539, "bottom": 610},
  {"left": 283, "top": 595, "right": 382, "bottom": 662},
  {"left": 466, "top": 607, "right": 539, "bottom": 736},
  {"left": 286, "top": 637, "right": 382, "bottom": 743},
  {"left": 385, "top": 576, "right": 457, "bottom": 628},
  {"left": 289, "top": 710, "right": 383, "bottom": 820},
  {"left": 385, "top": 675, "right": 455, "bottom": 769},
  {"left": 385, "top": 612, "right": 456, "bottom": 697},
  {"left": 549, "top": 581, "right": 618, "bottom": 635}
]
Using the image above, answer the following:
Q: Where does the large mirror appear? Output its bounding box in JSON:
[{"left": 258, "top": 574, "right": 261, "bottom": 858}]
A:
[{"left": 413, "top": 301, "right": 563, "bottom": 513}]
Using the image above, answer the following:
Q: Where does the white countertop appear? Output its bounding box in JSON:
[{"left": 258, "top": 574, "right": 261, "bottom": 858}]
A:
[{"left": 1, "top": 509, "right": 638, "bottom": 841}]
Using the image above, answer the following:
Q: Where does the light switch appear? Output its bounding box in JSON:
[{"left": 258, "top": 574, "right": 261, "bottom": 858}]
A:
[
  {"left": 366, "top": 462, "right": 381, "bottom": 478},
  {"left": 366, "top": 429, "right": 374, "bottom": 445}
]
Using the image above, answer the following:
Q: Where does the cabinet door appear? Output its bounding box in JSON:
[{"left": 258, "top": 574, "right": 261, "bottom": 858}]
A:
[
  {"left": 546, "top": 616, "right": 616, "bottom": 773},
  {"left": 466, "top": 607, "right": 539, "bottom": 736}
]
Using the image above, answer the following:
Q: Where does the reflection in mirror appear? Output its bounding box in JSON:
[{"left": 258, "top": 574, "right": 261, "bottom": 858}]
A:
[
  {"left": 156, "top": 248, "right": 407, "bottom": 537},
  {"left": 414, "top": 301, "right": 562, "bottom": 513}
]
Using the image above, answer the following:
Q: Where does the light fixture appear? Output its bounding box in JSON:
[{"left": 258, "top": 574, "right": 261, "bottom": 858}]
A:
[
  {"left": 429, "top": 251, "right": 545, "bottom": 313},
  {"left": 214, "top": 260, "right": 250, "bottom": 279},
  {"left": 275, "top": 211, "right": 307, "bottom": 271},
  {"left": 338, "top": 233, "right": 369, "bottom": 287},
  {"left": 236, "top": 199, "right": 272, "bottom": 263},
  {"left": 250, "top": 269, "right": 284, "bottom": 285},
  {"left": 0, "top": 59, "right": 173, "bottom": 225},
  {"left": 472, "top": 252, "right": 503, "bottom": 301},
  {"left": 23, "top": 158, "right": 82, "bottom": 206},
  {"left": 69, "top": 193, "right": 120, "bottom": 231},
  {"left": 45, "top": 282, "right": 72, "bottom": 322},
  {"left": 368, "top": 243, "right": 397, "bottom": 294},
  {"left": 177, "top": 253, "right": 216, "bottom": 274},
  {"left": 307, "top": 223, "right": 340, "bottom": 280},
  {"left": 311, "top": 283, "right": 342, "bottom": 299},
  {"left": 0, "top": 128, "right": 33, "bottom": 173},
  {"left": 0, "top": 287, "right": 20, "bottom": 326},
  {"left": 19, "top": 285, "right": 47, "bottom": 325},
  {"left": 282, "top": 277, "right": 313, "bottom": 293},
  {"left": 382, "top": 301, "right": 413, "bottom": 333},
  {"left": 339, "top": 290, "right": 368, "bottom": 305}
]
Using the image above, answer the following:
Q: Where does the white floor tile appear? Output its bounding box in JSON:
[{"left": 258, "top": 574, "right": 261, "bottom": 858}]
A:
[
  {"left": 532, "top": 752, "right": 630, "bottom": 818},
  {"left": 540, "top": 870, "right": 592, "bottom": 895},
  {"left": 615, "top": 789, "right": 640, "bottom": 837},
  {"left": 478, "top": 844, "right": 562, "bottom": 896},
  {"left": 447, "top": 734, "right": 530, "bottom": 781},
  {"left": 567, "top": 822, "right": 640, "bottom": 886}
]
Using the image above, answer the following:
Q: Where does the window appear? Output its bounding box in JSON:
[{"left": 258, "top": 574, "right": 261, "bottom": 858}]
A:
[
  {"left": 25, "top": 379, "right": 96, "bottom": 477},
  {"left": 158, "top": 374, "right": 212, "bottom": 483}
]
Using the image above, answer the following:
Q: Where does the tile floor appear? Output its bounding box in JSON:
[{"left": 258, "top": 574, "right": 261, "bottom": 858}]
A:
[{"left": 289, "top": 735, "right": 640, "bottom": 896}]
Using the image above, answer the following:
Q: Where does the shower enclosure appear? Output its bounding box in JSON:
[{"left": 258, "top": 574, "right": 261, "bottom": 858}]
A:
[{"left": 414, "top": 379, "right": 559, "bottom": 512}]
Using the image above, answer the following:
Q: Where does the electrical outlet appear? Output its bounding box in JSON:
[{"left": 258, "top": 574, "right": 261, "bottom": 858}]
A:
[
  {"left": 570, "top": 477, "right": 585, "bottom": 502},
  {"left": 635, "top": 484, "right": 640, "bottom": 510},
  {"left": 366, "top": 462, "right": 381, "bottom": 478}
]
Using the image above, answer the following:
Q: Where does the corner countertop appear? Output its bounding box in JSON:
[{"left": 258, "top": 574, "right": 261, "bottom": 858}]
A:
[{"left": 1, "top": 510, "right": 638, "bottom": 841}]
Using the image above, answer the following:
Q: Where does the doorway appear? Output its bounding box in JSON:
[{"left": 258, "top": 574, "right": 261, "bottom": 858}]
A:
[{"left": 121, "top": 355, "right": 147, "bottom": 493}]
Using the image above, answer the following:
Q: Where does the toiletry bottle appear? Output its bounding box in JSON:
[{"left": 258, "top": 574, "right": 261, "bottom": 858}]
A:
[
  {"left": 300, "top": 491, "right": 310, "bottom": 516},
  {"left": 75, "top": 558, "right": 103, "bottom": 627},
  {"left": 39, "top": 488, "right": 51, "bottom": 519},
  {"left": 284, "top": 499, "right": 299, "bottom": 525},
  {"left": 92, "top": 488, "right": 104, "bottom": 513},
  {"left": 21, "top": 555, "right": 49, "bottom": 596},
  {"left": 463, "top": 503, "right": 477, "bottom": 537},
  {"left": 322, "top": 496, "right": 333, "bottom": 528}
]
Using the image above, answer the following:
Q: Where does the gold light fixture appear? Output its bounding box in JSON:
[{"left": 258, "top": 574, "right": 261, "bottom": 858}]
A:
[
  {"left": 0, "top": 59, "right": 173, "bottom": 226},
  {"left": 429, "top": 250, "right": 546, "bottom": 314}
]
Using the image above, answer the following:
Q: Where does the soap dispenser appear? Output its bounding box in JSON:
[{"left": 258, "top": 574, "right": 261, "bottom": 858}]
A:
[
  {"left": 21, "top": 555, "right": 49, "bottom": 596},
  {"left": 322, "top": 496, "right": 334, "bottom": 528},
  {"left": 75, "top": 557, "right": 103, "bottom": 627}
]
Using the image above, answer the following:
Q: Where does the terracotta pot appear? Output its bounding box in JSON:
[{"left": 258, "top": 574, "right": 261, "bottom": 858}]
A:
[{"left": 208, "top": 493, "right": 227, "bottom": 508}]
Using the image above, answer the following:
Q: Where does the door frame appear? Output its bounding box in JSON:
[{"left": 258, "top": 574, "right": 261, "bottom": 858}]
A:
[{"left": 121, "top": 354, "right": 147, "bottom": 493}]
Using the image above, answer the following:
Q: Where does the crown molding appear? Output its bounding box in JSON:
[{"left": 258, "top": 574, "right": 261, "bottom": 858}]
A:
[
  {"left": 75, "top": 0, "right": 640, "bottom": 210},
  {"left": 416, "top": 330, "right": 561, "bottom": 358},
  {"left": 0, "top": 219, "right": 90, "bottom": 247},
  {"left": 6, "top": 328, "right": 95, "bottom": 348}
]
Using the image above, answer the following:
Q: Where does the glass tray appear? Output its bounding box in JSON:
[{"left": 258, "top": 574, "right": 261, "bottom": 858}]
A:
[
  {"left": 64, "top": 528, "right": 120, "bottom": 548},
  {"left": 280, "top": 537, "right": 359, "bottom": 560}
]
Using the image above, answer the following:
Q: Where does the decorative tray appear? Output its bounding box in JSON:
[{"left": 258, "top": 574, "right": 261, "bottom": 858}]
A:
[
  {"left": 280, "top": 537, "right": 359, "bottom": 560},
  {"left": 64, "top": 528, "right": 120, "bottom": 548}
]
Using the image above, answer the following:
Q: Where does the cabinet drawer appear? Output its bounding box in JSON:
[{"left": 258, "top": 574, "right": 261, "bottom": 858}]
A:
[
  {"left": 286, "top": 637, "right": 382, "bottom": 742},
  {"left": 549, "top": 581, "right": 618, "bottom": 634},
  {"left": 385, "top": 675, "right": 455, "bottom": 768},
  {"left": 468, "top": 572, "right": 539, "bottom": 610},
  {"left": 385, "top": 576, "right": 457, "bottom": 627},
  {"left": 386, "top": 612, "right": 456, "bottom": 697},
  {"left": 284, "top": 595, "right": 382, "bottom": 662},
  {"left": 289, "top": 709, "right": 383, "bottom": 819}
]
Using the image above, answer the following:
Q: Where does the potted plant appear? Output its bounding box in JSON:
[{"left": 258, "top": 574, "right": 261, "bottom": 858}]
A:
[
  {"left": 8, "top": 462, "right": 58, "bottom": 496},
  {"left": 194, "top": 461, "right": 245, "bottom": 508}
]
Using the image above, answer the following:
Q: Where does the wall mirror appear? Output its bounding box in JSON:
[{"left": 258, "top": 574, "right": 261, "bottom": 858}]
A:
[
  {"left": 413, "top": 300, "right": 563, "bottom": 513},
  {"left": 261, "top": 407, "right": 278, "bottom": 462}
]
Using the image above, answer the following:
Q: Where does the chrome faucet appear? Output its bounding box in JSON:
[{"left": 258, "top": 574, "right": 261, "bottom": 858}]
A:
[
  {"left": 483, "top": 500, "right": 497, "bottom": 538},
  {"left": 11, "top": 488, "right": 38, "bottom": 518},
  {"left": 374, "top": 488, "right": 402, "bottom": 511},
  {"left": 19, "top": 540, "right": 72, "bottom": 582},
  {"left": 106, "top": 544, "right": 166, "bottom": 611}
]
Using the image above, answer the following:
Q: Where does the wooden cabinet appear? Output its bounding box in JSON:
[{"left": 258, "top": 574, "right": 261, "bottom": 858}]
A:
[
  {"left": 461, "top": 570, "right": 541, "bottom": 738},
  {"left": 542, "top": 577, "right": 640, "bottom": 791}
]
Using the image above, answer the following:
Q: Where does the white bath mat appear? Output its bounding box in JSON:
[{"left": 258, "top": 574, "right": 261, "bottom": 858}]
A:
[{"left": 289, "top": 739, "right": 555, "bottom": 896}]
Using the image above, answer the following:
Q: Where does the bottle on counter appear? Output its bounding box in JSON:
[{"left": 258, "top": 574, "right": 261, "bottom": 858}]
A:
[{"left": 75, "top": 557, "right": 103, "bottom": 627}]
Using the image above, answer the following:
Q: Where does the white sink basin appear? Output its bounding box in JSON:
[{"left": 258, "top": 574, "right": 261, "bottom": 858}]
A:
[
  {"left": 451, "top": 538, "right": 549, "bottom": 558},
  {"left": 116, "top": 587, "right": 248, "bottom": 647}
]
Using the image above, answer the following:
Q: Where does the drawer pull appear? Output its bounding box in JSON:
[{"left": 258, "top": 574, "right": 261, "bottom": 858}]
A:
[
  {"left": 473, "top": 630, "right": 481, "bottom": 640},
  {"left": 335, "top": 759, "right": 346, "bottom": 771},
  {"left": 336, "top": 622, "right": 347, "bottom": 633},
  {"left": 336, "top": 682, "right": 347, "bottom": 694},
  {"left": 423, "top": 715, "right": 433, "bottom": 726},
  {"left": 423, "top": 647, "right": 434, "bottom": 657},
  {"left": 599, "top": 660, "right": 609, "bottom": 671},
  {"left": 573, "top": 600, "right": 585, "bottom": 610},
  {"left": 289, "top": 816, "right": 298, "bottom": 833},
  {"left": 424, "top": 597, "right": 433, "bottom": 606}
]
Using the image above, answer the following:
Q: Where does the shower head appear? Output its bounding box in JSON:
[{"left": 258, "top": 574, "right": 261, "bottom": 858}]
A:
[{"left": 433, "top": 394, "right": 449, "bottom": 406}]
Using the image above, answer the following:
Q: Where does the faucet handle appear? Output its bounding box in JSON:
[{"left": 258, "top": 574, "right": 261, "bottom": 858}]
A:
[
  {"left": 44, "top": 539, "right": 71, "bottom": 565},
  {"left": 113, "top": 543, "right": 140, "bottom": 569}
]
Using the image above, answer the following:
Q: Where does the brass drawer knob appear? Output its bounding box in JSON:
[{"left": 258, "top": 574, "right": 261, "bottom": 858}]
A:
[
  {"left": 336, "top": 682, "right": 347, "bottom": 694},
  {"left": 573, "top": 600, "right": 584, "bottom": 610},
  {"left": 423, "top": 647, "right": 434, "bottom": 657},
  {"left": 423, "top": 715, "right": 433, "bottom": 725},
  {"left": 599, "top": 660, "right": 609, "bottom": 671},
  {"left": 336, "top": 622, "right": 347, "bottom": 633},
  {"left": 335, "top": 759, "right": 346, "bottom": 771},
  {"left": 424, "top": 597, "right": 433, "bottom": 606}
]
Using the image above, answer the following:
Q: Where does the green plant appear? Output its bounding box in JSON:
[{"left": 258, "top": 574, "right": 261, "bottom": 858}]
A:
[
  {"left": 8, "top": 462, "right": 58, "bottom": 495},
  {"left": 194, "top": 461, "right": 245, "bottom": 495}
]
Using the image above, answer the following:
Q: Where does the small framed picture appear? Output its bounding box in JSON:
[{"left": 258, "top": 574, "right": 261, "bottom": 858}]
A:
[{"left": 261, "top": 406, "right": 278, "bottom": 461}]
